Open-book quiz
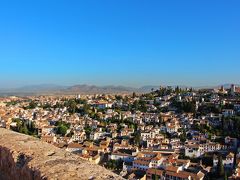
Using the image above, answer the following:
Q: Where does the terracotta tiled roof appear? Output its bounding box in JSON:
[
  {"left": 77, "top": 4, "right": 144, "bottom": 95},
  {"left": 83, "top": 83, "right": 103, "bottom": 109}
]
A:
[
  {"left": 147, "top": 168, "right": 164, "bottom": 176},
  {"left": 134, "top": 160, "right": 150, "bottom": 166},
  {"left": 67, "top": 143, "right": 83, "bottom": 149},
  {"left": 165, "top": 166, "right": 179, "bottom": 173},
  {"left": 165, "top": 171, "right": 190, "bottom": 179}
]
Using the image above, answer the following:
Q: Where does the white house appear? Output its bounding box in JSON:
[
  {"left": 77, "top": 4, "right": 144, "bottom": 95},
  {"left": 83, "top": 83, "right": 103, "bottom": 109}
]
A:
[
  {"left": 213, "top": 153, "right": 234, "bottom": 169},
  {"left": 222, "top": 109, "right": 235, "bottom": 117},
  {"left": 40, "top": 126, "right": 56, "bottom": 135},
  {"left": 110, "top": 149, "right": 136, "bottom": 163},
  {"left": 185, "top": 142, "right": 227, "bottom": 158},
  {"left": 133, "top": 158, "right": 151, "bottom": 171},
  {"left": 166, "top": 123, "right": 179, "bottom": 134},
  {"left": 141, "top": 131, "right": 156, "bottom": 141},
  {"left": 71, "top": 131, "right": 86, "bottom": 142},
  {"left": 66, "top": 143, "right": 84, "bottom": 153},
  {"left": 185, "top": 144, "right": 201, "bottom": 158}
]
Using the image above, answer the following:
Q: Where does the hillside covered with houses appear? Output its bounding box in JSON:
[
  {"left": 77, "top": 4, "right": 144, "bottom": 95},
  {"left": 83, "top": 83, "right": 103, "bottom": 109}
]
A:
[{"left": 1, "top": 84, "right": 240, "bottom": 179}]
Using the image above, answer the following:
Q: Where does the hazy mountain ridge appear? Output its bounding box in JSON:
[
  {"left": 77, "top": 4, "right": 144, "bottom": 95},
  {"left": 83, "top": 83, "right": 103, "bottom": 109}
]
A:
[
  {"left": 64, "top": 84, "right": 138, "bottom": 94},
  {"left": 0, "top": 83, "right": 239, "bottom": 96},
  {"left": 15, "top": 84, "right": 67, "bottom": 92},
  {"left": 0, "top": 84, "right": 139, "bottom": 95}
]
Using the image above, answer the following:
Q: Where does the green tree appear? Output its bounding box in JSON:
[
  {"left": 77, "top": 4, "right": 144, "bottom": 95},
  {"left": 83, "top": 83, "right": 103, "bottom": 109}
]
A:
[
  {"left": 134, "top": 131, "right": 141, "bottom": 147},
  {"left": 57, "top": 125, "right": 68, "bottom": 136},
  {"left": 68, "top": 100, "right": 77, "bottom": 114},
  {"left": 175, "top": 86, "right": 180, "bottom": 94},
  {"left": 132, "top": 92, "right": 136, "bottom": 98},
  {"left": 11, "top": 119, "right": 38, "bottom": 136},
  {"left": 217, "top": 155, "right": 225, "bottom": 177},
  {"left": 84, "top": 126, "right": 93, "bottom": 139},
  {"left": 224, "top": 172, "right": 228, "bottom": 180},
  {"left": 19, "top": 124, "right": 29, "bottom": 134},
  {"left": 25, "top": 101, "right": 38, "bottom": 109},
  {"left": 179, "top": 129, "right": 187, "bottom": 142},
  {"left": 56, "top": 121, "right": 70, "bottom": 136},
  {"left": 115, "top": 95, "right": 123, "bottom": 101}
]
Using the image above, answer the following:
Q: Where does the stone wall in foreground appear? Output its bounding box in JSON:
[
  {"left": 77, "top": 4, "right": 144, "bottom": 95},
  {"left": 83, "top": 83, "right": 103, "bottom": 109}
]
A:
[{"left": 0, "top": 128, "right": 122, "bottom": 180}]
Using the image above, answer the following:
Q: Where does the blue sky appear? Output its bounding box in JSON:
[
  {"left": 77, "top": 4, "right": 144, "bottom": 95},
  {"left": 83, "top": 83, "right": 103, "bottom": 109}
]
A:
[{"left": 0, "top": 0, "right": 240, "bottom": 88}]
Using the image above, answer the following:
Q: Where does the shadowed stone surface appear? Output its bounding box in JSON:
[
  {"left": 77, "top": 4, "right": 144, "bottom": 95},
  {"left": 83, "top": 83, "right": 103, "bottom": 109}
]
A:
[{"left": 0, "top": 128, "right": 123, "bottom": 180}]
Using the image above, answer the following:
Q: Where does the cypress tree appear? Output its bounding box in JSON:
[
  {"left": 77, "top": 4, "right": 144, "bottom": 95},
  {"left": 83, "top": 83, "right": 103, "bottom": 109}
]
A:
[{"left": 217, "top": 154, "right": 225, "bottom": 177}]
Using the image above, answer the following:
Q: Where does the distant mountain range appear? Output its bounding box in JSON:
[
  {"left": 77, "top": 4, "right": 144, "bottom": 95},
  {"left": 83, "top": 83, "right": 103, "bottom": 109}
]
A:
[
  {"left": 0, "top": 84, "right": 142, "bottom": 96},
  {"left": 0, "top": 83, "right": 239, "bottom": 96}
]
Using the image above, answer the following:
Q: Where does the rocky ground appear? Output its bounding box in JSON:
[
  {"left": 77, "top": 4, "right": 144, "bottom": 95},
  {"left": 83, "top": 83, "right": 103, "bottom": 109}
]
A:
[{"left": 0, "top": 128, "right": 123, "bottom": 180}]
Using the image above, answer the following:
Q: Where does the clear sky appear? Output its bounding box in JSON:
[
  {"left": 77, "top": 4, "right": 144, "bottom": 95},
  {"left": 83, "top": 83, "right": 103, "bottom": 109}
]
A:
[{"left": 0, "top": 0, "right": 240, "bottom": 88}]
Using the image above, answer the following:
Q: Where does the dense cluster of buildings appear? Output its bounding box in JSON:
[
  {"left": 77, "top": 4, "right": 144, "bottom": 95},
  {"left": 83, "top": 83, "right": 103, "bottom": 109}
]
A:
[{"left": 0, "top": 84, "right": 240, "bottom": 179}]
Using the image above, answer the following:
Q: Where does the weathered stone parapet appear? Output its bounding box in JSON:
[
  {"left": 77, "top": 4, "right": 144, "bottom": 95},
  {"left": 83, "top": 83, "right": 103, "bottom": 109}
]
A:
[{"left": 0, "top": 128, "right": 122, "bottom": 180}]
